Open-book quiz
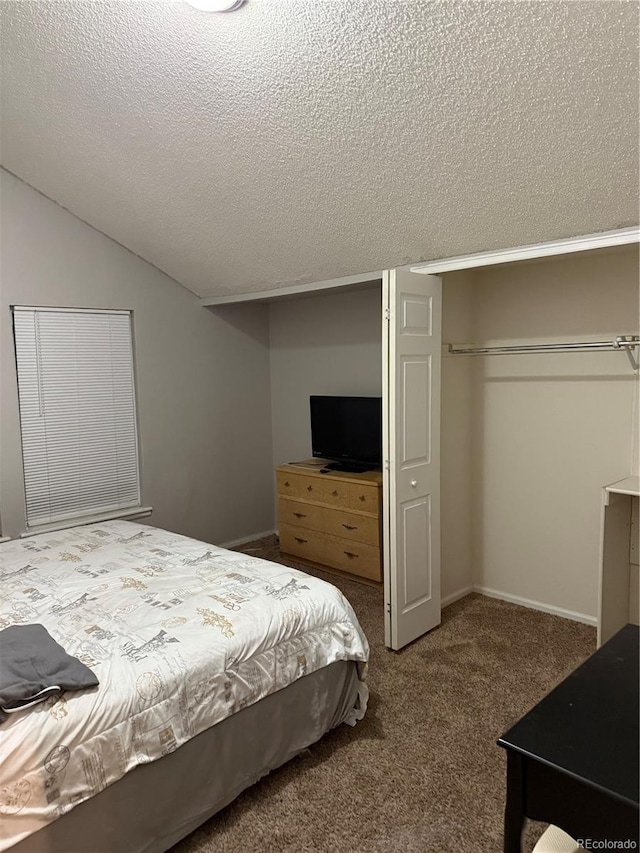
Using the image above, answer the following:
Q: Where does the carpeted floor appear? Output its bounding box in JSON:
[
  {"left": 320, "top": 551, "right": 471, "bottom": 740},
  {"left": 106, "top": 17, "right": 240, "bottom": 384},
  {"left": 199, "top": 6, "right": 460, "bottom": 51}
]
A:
[{"left": 171, "top": 536, "right": 595, "bottom": 853}]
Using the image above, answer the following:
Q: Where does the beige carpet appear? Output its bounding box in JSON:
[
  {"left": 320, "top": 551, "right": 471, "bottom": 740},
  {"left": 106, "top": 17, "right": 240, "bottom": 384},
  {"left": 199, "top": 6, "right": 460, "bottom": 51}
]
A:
[{"left": 171, "top": 536, "right": 595, "bottom": 853}]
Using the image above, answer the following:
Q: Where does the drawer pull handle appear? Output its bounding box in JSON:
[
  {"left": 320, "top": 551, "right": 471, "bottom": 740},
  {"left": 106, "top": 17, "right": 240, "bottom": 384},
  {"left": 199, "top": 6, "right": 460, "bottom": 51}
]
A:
[
  {"left": 293, "top": 512, "right": 306, "bottom": 519},
  {"left": 284, "top": 481, "right": 290, "bottom": 487},
  {"left": 344, "top": 551, "right": 359, "bottom": 559},
  {"left": 307, "top": 485, "right": 313, "bottom": 491},
  {"left": 332, "top": 490, "right": 339, "bottom": 497},
  {"left": 358, "top": 495, "right": 366, "bottom": 502},
  {"left": 342, "top": 524, "right": 357, "bottom": 530},
  {"left": 295, "top": 537, "right": 308, "bottom": 544}
]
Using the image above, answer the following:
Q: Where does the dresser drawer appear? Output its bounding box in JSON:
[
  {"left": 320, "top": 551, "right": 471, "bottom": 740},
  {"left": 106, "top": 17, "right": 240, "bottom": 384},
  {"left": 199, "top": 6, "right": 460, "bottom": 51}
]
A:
[
  {"left": 276, "top": 471, "right": 300, "bottom": 498},
  {"left": 295, "top": 474, "right": 323, "bottom": 501},
  {"left": 349, "top": 482, "right": 380, "bottom": 513},
  {"left": 323, "top": 507, "right": 379, "bottom": 546},
  {"left": 321, "top": 479, "right": 350, "bottom": 508},
  {"left": 279, "top": 524, "right": 326, "bottom": 564},
  {"left": 278, "top": 499, "right": 324, "bottom": 531},
  {"left": 325, "top": 537, "right": 381, "bottom": 581}
]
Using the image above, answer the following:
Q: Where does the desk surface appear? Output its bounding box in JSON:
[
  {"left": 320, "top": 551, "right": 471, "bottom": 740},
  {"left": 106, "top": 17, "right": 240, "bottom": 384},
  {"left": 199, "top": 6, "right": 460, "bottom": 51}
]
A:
[{"left": 498, "top": 624, "right": 639, "bottom": 808}]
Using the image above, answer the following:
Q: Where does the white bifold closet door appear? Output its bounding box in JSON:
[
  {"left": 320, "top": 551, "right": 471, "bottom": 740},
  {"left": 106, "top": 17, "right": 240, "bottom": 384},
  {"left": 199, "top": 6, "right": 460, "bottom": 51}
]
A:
[
  {"left": 12, "top": 307, "right": 140, "bottom": 529},
  {"left": 382, "top": 270, "right": 442, "bottom": 650}
]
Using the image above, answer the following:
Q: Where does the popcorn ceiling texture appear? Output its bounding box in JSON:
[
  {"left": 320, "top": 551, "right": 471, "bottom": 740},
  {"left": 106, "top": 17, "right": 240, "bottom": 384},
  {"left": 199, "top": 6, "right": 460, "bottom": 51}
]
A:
[{"left": 1, "top": 0, "right": 638, "bottom": 298}]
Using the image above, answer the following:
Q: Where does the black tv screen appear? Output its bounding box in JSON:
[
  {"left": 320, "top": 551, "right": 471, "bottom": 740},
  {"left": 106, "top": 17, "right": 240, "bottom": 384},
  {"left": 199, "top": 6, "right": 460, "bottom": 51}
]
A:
[{"left": 310, "top": 396, "right": 382, "bottom": 471}]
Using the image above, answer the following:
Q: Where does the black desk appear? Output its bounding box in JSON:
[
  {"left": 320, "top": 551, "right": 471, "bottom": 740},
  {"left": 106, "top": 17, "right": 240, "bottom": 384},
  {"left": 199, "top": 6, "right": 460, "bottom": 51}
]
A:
[{"left": 498, "top": 624, "right": 639, "bottom": 852}]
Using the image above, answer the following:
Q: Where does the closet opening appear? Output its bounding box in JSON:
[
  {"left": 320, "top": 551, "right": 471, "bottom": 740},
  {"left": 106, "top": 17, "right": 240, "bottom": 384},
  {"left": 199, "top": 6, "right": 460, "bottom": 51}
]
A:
[
  {"left": 438, "top": 244, "right": 639, "bottom": 640},
  {"left": 205, "top": 234, "right": 639, "bottom": 650}
]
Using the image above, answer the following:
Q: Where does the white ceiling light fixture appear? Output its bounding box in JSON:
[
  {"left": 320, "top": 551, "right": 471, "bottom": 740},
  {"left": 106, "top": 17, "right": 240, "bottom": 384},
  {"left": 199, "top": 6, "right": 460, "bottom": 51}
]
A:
[{"left": 185, "top": 0, "right": 247, "bottom": 11}]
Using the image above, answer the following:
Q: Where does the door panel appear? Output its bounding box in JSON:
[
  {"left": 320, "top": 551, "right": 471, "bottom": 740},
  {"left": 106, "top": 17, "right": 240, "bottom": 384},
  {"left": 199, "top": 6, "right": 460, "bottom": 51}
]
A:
[
  {"left": 383, "top": 269, "right": 442, "bottom": 650},
  {"left": 402, "top": 356, "right": 431, "bottom": 464},
  {"left": 403, "top": 495, "right": 432, "bottom": 605}
]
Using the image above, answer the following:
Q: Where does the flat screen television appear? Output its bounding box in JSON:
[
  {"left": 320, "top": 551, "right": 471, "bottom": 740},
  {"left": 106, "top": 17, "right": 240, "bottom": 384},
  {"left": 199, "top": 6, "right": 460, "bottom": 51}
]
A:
[{"left": 310, "top": 395, "right": 382, "bottom": 472}]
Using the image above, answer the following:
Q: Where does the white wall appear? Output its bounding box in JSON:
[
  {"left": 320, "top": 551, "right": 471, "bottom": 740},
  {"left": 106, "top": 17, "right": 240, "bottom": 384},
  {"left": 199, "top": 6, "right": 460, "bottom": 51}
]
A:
[
  {"left": 268, "top": 286, "right": 382, "bottom": 466},
  {"left": 0, "top": 170, "right": 275, "bottom": 544},
  {"left": 468, "top": 246, "right": 639, "bottom": 621}
]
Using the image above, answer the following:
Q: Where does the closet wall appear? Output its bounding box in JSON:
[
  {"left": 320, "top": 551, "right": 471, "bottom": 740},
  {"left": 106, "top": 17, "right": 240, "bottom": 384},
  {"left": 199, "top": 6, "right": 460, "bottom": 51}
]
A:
[
  {"left": 466, "top": 246, "right": 639, "bottom": 621},
  {"left": 268, "top": 286, "right": 382, "bottom": 466}
]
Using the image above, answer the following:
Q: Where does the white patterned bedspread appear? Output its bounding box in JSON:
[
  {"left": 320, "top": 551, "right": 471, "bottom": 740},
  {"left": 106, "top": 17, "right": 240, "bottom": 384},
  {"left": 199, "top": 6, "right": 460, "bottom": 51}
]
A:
[{"left": 0, "top": 521, "right": 369, "bottom": 850}]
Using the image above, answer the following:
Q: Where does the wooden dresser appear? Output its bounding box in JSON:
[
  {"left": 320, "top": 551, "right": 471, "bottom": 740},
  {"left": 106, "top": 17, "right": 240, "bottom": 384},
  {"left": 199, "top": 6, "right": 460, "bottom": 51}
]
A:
[{"left": 276, "top": 461, "right": 382, "bottom": 582}]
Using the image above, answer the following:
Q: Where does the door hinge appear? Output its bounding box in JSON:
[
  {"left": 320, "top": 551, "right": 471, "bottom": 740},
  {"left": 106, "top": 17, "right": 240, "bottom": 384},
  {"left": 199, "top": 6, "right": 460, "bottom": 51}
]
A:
[
  {"left": 386, "top": 602, "right": 391, "bottom": 614},
  {"left": 384, "top": 459, "right": 390, "bottom": 471},
  {"left": 384, "top": 307, "right": 391, "bottom": 321}
]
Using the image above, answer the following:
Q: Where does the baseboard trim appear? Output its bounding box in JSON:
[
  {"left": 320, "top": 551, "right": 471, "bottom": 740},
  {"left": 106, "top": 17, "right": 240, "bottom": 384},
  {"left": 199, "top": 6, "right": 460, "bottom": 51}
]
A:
[
  {"left": 212, "top": 543, "right": 598, "bottom": 628},
  {"left": 442, "top": 585, "right": 474, "bottom": 608},
  {"left": 218, "top": 529, "right": 276, "bottom": 549},
  {"left": 473, "top": 584, "right": 597, "bottom": 627}
]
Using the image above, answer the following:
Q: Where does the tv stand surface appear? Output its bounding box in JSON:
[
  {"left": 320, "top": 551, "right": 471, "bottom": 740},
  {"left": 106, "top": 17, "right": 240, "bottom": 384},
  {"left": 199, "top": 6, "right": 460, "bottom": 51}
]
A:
[{"left": 321, "top": 460, "right": 375, "bottom": 474}]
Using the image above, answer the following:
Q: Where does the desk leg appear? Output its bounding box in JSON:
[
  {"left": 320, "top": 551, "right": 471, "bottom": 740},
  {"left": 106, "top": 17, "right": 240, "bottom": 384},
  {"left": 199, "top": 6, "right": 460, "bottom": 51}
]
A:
[{"left": 504, "top": 751, "right": 526, "bottom": 853}]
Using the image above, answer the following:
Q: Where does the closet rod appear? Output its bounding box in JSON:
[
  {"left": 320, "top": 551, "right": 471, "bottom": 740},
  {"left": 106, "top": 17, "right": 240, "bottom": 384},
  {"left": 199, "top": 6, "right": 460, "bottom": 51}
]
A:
[
  {"left": 447, "top": 336, "right": 640, "bottom": 369},
  {"left": 447, "top": 335, "right": 639, "bottom": 356}
]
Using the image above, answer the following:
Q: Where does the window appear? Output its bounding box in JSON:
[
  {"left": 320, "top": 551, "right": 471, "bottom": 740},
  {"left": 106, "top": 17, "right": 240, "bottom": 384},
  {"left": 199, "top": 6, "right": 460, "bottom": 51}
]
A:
[{"left": 12, "top": 307, "right": 141, "bottom": 529}]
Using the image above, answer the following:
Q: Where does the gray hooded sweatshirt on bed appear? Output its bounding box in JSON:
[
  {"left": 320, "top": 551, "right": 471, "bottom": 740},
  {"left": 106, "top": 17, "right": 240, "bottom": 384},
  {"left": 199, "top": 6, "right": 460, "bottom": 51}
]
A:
[{"left": 0, "top": 623, "right": 99, "bottom": 723}]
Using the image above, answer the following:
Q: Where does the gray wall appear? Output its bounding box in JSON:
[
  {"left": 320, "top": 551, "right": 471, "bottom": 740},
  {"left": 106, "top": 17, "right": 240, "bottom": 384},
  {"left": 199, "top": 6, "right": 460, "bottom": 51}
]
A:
[
  {"left": 0, "top": 170, "right": 275, "bottom": 543},
  {"left": 268, "top": 286, "right": 382, "bottom": 466}
]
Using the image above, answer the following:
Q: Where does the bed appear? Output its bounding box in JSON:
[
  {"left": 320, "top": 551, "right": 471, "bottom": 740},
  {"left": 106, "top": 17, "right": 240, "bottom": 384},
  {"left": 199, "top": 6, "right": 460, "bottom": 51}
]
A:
[{"left": 0, "top": 520, "right": 369, "bottom": 852}]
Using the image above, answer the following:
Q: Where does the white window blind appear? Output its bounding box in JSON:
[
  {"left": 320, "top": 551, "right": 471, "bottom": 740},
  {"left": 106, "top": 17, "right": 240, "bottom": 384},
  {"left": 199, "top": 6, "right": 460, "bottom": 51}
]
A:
[{"left": 13, "top": 307, "right": 141, "bottom": 529}]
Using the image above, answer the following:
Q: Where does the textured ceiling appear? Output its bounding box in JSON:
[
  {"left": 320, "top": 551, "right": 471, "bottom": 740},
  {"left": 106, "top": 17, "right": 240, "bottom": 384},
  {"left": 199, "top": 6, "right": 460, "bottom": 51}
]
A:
[{"left": 1, "top": 1, "right": 638, "bottom": 298}]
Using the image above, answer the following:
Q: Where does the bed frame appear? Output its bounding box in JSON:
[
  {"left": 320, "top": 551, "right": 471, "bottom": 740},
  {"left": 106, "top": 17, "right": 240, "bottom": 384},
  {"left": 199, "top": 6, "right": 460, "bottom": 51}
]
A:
[{"left": 9, "top": 660, "right": 359, "bottom": 853}]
